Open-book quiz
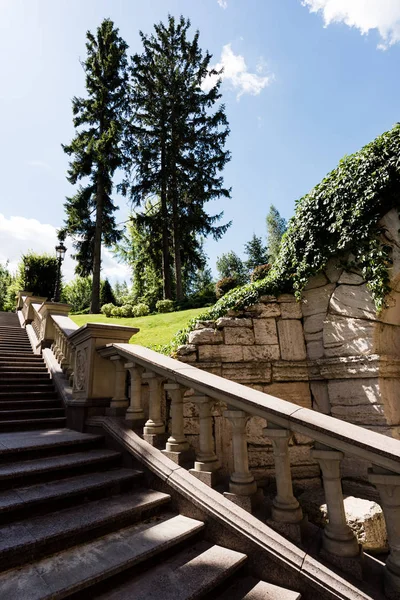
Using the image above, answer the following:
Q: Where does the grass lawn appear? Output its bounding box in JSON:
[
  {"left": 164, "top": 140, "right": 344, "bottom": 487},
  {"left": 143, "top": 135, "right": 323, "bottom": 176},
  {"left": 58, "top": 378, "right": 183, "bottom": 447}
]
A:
[{"left": 70, "top": 307, "right": 205, "bottom": 348}]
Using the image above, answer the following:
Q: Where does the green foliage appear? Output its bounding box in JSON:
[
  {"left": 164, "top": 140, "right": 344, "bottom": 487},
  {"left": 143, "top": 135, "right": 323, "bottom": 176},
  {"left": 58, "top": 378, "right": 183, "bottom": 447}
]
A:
[
  {"left": 163, "top": 123, "right": 400, "bottom": 354},
  {"left": 215, "top": 276, "right": 239, "bottom": 299},
  {"left": 156, "top": 299, "right": 175, "bottom": 313},
  {"left": 216, "top": 251, "right": 248, "bottom": 285},
  {"left": 62, "top": 276, "right": 92, "bottom": 313},
  {"left": 266, "top": 205, "right": 287, "bottom": 263},
  {"left": 113, "top": 281, "right": 129, "bottom": 306},
  {"left": 22, "top": 252, "right": 58, "bottom": 299},
  {"left": 100, "top": 279, "right": 116, "bottom": 306},
  {"left": 0, "top": 262, "right": 12, "bottom": 311},
  {"left": 100, "top": 303, "right": 115, "bottom": 317},
  {"left": 244, "top": 234, "right": 269, "bottom": 271},
  {"left": 62, "top": 19, "right": 129, "bottom": 313},
  {"left": 132, "top": 302, "right": 150, "bottom": 317},
  {"left": 251, "top": 263, "right": 272, "bottom": 282}
]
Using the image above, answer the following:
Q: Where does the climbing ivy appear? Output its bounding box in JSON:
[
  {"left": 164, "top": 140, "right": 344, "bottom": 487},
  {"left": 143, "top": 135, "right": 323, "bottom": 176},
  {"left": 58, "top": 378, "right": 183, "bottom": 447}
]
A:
[{"left": 160, "top": 124, "right": 400, "bottom": 355}]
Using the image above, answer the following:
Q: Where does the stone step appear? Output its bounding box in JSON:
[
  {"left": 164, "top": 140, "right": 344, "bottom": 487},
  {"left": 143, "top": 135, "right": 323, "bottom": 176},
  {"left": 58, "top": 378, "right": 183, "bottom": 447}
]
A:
[
  {"left": 0, "top": 352, "right": 41, "bottom": 358},
  {"left": 0, "top": 364, "right": 47, "bottom": 370},
  {"left": 0, "top": 392, "right": 58, "bottom": 401},
  {"left": 0, "top": 408, "right": 65, "bottom": 421},
  {"left": 0, "top": 488, "right": 171, "bottom": 571},
  {"left": 0, "top": 417, "right": 67, "bottom": 432},
  {"left": 1, "top": 373, "right": 50, "bottom": 380},
  {"left": 0, "top": 429, "right": 104, "bottom": 460},
  {"left": 0, "top": 400, "right": 60, "bottom": 411},
  {"left": 0, "top": 514, "right": 204, "bottom": 599},
  {"left": 216, "top": 576, "right": 302, "bottom": 599},
  {"left": 95, "top": 541, "right": 247, "bottom": 600},
  {"left": 0, "top": 357, "right": 43, "bottom": 363},
  {"left": 0, "top": 467, "right": 140, "bottom": 522},
  {"left": 0, "top": 384, "right": 55, "bottom": 393}
]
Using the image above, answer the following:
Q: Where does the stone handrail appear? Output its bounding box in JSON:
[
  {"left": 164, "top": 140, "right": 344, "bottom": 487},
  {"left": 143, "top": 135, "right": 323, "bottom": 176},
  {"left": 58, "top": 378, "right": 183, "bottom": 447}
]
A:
[
  {"left": 50, "top": 315, "right": 79, "bottom": 381},
  {"left": 97, "top": 342, "right": 400, "bottom": 598}
]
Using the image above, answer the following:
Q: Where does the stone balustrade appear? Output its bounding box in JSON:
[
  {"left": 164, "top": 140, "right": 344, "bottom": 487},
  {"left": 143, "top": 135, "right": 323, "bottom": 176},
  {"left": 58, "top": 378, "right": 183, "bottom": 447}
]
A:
[{"left": 96, "top": 342, "right": 400, "bottom": 599}]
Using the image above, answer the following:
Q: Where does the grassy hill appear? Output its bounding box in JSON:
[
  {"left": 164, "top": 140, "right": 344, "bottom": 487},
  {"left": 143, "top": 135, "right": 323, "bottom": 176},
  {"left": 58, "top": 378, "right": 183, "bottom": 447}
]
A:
[{"left": 70, "top": 308, "right": 204, "bottom": 348}]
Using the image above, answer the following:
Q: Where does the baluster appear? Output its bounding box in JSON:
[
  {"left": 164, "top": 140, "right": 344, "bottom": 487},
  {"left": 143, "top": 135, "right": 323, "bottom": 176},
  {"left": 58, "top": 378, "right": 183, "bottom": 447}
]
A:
[
  {"left": 311, "top": 448, "right": 359, "bottom": 557},
  {"left": 124, "top": 362, "right": 145, "bottom": 425},
  {"left": 142, "top": 371, "right": 165, "bottom": 445},
  {"left": 369, "top": 469, "right": 400, "bottom": 598},
  {"left": 263, "top": 427, "right": 303, "bottom": 524},
  {"left": 224, "top": 410, "right": 256, "bottom": 496},
  {"left": 189, "top": 395, "right": 219, "bottom": 486},
  {"left": 163, "top": 383, "right": 189, "bottom": 453},
  {"left": 107, "top": 356, "right": 129, "bottom": 415}
]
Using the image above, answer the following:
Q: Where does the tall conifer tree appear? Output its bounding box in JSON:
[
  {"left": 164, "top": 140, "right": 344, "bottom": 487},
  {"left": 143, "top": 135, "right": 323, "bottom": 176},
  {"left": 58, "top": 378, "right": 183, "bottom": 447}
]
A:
[
  {"left": 122, "top": 15, "right": 231, "bottom": 300},
  {"left": 62, "top": 19, "right": 129, "bottom": 313}
]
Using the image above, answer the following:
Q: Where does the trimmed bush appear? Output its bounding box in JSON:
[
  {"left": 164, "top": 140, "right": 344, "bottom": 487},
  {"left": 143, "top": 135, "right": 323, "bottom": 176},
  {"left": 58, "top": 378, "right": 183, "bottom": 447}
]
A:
[
  {"left": 132, "top": 302, "right": 150, "bottom": 317},
  {"left": 111, "top": 306, "right": 124, "bottom": 318},
  {"left": 251, "top": 263, "right": 272, "bottom": 282},
  {"left": 101, "top": 303, "right": 115, "bottom": 317},
  {"left": 156, "top": 299, "right": 175, "bottom": 313},
  {"left": 120, "top": 304, "right": 134, "bottom": 318},
  {"left": 215, "top": 276, "right": 239, "bottom": 299}
]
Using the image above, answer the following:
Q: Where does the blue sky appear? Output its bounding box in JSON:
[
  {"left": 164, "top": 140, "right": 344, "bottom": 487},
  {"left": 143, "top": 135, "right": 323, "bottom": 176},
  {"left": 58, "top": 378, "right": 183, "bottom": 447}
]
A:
[{"left": 1, "top": 0, "right": 400, "bottom": 282}]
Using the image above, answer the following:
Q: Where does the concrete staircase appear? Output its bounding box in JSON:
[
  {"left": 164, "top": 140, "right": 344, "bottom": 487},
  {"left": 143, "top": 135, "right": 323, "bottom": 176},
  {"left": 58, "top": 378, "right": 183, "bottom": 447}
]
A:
[
  {"left": 0, "top": 313, "right": 301, "bottom": 599},
  {"left": 0, "top": 312, "right": 66, "bottom": 431}
]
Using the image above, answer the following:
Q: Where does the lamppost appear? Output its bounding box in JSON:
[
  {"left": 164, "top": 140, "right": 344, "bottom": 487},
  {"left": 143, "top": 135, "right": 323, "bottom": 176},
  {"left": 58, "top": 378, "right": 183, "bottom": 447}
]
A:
[{"left": 52, "top": 242, "right": 67, "bottom": 303}]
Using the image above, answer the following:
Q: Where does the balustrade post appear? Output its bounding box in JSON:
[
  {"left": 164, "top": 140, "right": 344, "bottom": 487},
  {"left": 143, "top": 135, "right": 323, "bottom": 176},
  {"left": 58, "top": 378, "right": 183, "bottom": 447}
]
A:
[
  {"left": 311, "top": 448, "right": 359, "bottom": 558},
  {"left": 369, "top": 469, "right": 400, "bottom": 599},
  {"left": 224, "top": 410, "right": 257, "bottom": 496},
  {"left": 263, "top": 427, "right": 303, "bottom": 524},
  {"left": 142, "top": 371, "right": 166, "bottom": 446},
  {"left": 189, "top": 395, "right": 220, "bottom": 487},
  {"left": 164, "top": 383, "right": 189, "bottom": 452},
  {"left": 106, "top": 357, "right": 129, "bottom": 415},
  {"left": 124, "top": 362, "right": 145, "bottom": 425}
]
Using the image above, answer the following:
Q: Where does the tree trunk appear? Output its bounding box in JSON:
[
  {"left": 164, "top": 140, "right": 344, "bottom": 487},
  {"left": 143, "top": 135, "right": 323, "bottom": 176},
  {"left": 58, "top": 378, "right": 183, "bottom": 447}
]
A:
[
  {"left": 91, "top": 175, "right": 104, "bottom": 313},
  {"left": 161, "top": 140, "right": 172, "bottom": 299},
  {"left": 172, "top": 193, "right": 183, "bottom": 301}
]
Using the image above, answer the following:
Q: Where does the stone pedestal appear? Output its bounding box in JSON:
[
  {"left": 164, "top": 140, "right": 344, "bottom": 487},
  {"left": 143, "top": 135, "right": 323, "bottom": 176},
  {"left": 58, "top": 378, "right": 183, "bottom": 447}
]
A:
[
  {"left": 124, "top": 363, "right": 145, "bottom": 426},
  {"left": 142, "top": 372, "right": 165, "bottom": 444}
]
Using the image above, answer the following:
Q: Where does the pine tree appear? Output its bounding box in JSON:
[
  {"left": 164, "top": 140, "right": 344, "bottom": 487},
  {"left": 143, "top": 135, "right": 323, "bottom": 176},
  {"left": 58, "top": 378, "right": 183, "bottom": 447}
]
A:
[
  {"left": 62, "top": 19, "right": 129, "bottom": 313},
  {"left": 266, "top": 205, "right": 287, "bottom": 263},
  {"left": 244, "top": 234, "right": 269, "bottom": 271},
  {"left": 100, "top": 279, "right": 116, "bottom": 306},
  {"left": 122, "top": 15, "right": 231, "bottom": 300},
  {"left": 216, "top": 251, "right": 248, "bottom": 285}
]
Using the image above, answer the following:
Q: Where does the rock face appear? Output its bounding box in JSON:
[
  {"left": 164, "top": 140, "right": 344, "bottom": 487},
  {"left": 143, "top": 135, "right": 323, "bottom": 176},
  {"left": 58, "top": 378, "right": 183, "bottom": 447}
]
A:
[
  {"left": 175, "top": 209, "right": 400, "bottom": 490},
  {"left": 300, "top": 490, "right": 388, "bottom": 553}
]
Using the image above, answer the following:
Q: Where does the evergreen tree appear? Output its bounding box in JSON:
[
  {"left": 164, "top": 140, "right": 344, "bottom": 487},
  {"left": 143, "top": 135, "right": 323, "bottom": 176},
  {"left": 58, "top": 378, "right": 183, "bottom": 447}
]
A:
[
  {"left": 244, "top": 234, "right": 269, "bottom": 271},
  {"left": 266, "top": 205, "right": 287, "bottom": 263},
  {"left": 0, "top": 262, "right": 12, "bottom": 312},
  {"left": 216, "top": 251, "right": 248, "bottom": 285},
  {"left": 100, "top": 279, "right": 116, "bottom": 306},
  {"left": 62, "top": 19, "right": 129, "bottom": 313},
  {"left": 122, "top": 15, "right": 231, "bottom": 300}
]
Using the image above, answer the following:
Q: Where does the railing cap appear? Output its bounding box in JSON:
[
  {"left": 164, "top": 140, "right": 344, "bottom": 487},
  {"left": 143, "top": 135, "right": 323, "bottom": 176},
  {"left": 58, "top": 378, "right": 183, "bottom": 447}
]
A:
[
  {"left": 38, "top": 302, "right": 71, "bottom": 317},
  {"left": 69, "top": 322, "right": 139, "bottom": 347}
]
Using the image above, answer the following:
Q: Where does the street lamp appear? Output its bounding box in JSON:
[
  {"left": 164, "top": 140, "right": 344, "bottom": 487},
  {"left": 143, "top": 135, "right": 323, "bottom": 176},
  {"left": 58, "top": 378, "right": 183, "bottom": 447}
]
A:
[{"left": 52, "top": 242, "right": 67, "bottom": 303}]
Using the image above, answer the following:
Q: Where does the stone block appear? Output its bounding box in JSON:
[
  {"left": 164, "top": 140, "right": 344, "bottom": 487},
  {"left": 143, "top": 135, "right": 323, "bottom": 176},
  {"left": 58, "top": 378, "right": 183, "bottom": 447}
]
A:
[
  {"left": 224, "top": 327, "right": 255, "bottom": 345},
  {"left": 277, "top": 294, "right": 296, "bottom": 303},
  {"left": 304, "top": 331, "right": 322, "bottom": 343},
  {"left": 310, "top": 381, "right": 330, "bottom": 414},
  {"left": 306, "top": 340, "right": 324, "bottom": 360},
  {"left": 246, "top": 415, "right": 269, "bottom": 446},
  {"left": 216, "top": 317, "right": 252, "bottom": 328},
  {"left": 338, "top": 272, "right": 365, "bottom": 285},
  {"left": 280, "top": 302, "right": 303, "bottom": 319},
  {"left": 323, "top": 315, "right": 374, "bottom": 357},
  {"left": 259, "top": 303, "right": 281, "bottom": 318},
  {"left": 331, "top": 404, "right": 392, "bottom": 426},
  {"left": 325, "top": 259, "right": 343, "bottom": 283},
  {"left": 243, "top": 345, "right": 280, "bottom": 361},
  {"left": 176, "top": 344, "right": 197, "bottom": 356},
  {"left": 262, "top": 382, "right": 312, "bottom": 408},
  {"left": 198, "top": 363, "right": 222, "bottom": 376},
  {"left": 328, "top": 378, "right": 381, "bottom": 407},
  {"left": 277, "top": 320, "right": 307, "bottom": 361},
  {"left": 253, "top": 318, "right": 278, "bottom": 345},
  {"left": 272, "top": 362, "right": 309, "bottom": 382},
  {"left": 304, "top": 272, "right": 329, "bottom": 289},
  {"left": 304, "top": 313, "right": 325, "bottom": 335},
  {"left": 301, "top": 284, "right": 335, "bottom": 317},
  {"left": 260, "top": 295, "right": 278, "bottom": 303},
  {"left": 188, "top": 328, "right": 223, "bottom": 345},
  {"left": 198, "top": 345, "right": 244, "bottom": 363},
  {"left": 194, "top": 320, "right": 216, "bottom": 330},
  {"left": 329, "top": 284, "right": 377, "bottom": 320},
  {"left": 222, "top": 362, "right": 272, "bottom": 383}
]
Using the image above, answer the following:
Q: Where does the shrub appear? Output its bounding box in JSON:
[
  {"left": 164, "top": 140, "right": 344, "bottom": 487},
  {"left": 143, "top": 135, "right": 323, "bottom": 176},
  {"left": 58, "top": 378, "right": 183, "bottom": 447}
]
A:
[
  {"left": 215, "top": 276, "right": 239, "bottom": 299},
  {"left": 101, "top": 303, "right": 115, "bottom": 317},
  {"left": 132, "top": 302, "right": 150, "bottom": 317},
  {"left": 251, "top": 263, "right": 272, "bottom": 282},
  {"left": 62, "top": 276, "right": 92, "bottom": 313},
  {"left": 111, "top": 306, "right": 124, "bottom": 317},
  {"left": 156, "top": 299, "right": 175, "bottom": 313},
  {"left": 120, "top": 304, "right": 134, "bottom": 318},
  {"left": 22, "top": 252, "right": 59, "bottom": 299}
]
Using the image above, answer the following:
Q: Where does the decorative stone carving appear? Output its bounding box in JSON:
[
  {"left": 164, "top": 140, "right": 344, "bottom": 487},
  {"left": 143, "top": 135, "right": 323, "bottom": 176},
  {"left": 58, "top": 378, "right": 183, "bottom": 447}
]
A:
[{"left": 74, "top": 347, "right": 87, "bottom": 392}]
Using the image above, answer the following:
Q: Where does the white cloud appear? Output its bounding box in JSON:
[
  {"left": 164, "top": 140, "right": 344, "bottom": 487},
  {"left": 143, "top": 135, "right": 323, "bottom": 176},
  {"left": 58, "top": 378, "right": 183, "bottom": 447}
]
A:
[
  {"left": 202, "top": 44, "right": 273, "bottom": 99},
  {"left": 26, "top": 160, "right": 51, "bottom": 170},
  {"left": 0, "top": 214, "right": 130, "bottom": 284},
  {"left": 302, "top": 0, "right": 400, "bottom": 49},
  {"left": 217, "top": 0, "right": 228, "bottom": 8}
]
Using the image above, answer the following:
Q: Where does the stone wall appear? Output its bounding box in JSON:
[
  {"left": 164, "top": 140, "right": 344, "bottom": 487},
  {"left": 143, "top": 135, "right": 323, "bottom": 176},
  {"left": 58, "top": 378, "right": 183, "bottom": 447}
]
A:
[{"left": 176, "top": 209, "right": 400, "bottom": 495}]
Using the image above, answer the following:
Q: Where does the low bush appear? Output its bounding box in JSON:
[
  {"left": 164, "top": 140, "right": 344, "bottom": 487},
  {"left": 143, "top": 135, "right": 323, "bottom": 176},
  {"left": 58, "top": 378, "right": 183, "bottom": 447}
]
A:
[
  {"left": 132, "top": 302, "right": 150, "bottom": 317},
  {"left": 251, "top": 263, "right": 272, "bottom": 282},
  {"left": 101, "top": 303, "right": 115, "bottom": 317},
  {"left": 215, "top": 276, "right": 239, "bottom": 299},
  {"left": 156, "top": 299, "right": 175, "bottom": 313}
]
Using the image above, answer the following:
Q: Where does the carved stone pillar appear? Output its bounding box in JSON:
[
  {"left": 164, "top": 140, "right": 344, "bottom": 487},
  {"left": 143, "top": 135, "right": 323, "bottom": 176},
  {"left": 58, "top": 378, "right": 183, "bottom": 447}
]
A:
[
  {"left": 142, "top": 371, "right": 165, "bottom": 436},
  {"left": 107, "top": 356, "right": 129, "bottom": 415},
  {"left": 164, "top": 383, "right": 189, "bottom": 452},
  {"left": 189, "top": 395, "right": 219, "bottom": 486},
  {"left": 369, "top": 469, "right": 400, "bottom": 598},
  {"left": 224, "top": 410, "right": 256, "bottom": 496},
  {"left": 264, "top": 427, "right": 303, "bottom": 523},
  {"left": 312, "top": 448, "right": 359, "bottom": 557},
  {"left": 124, "top": 362, "right": 145, "bottom": 425}
]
